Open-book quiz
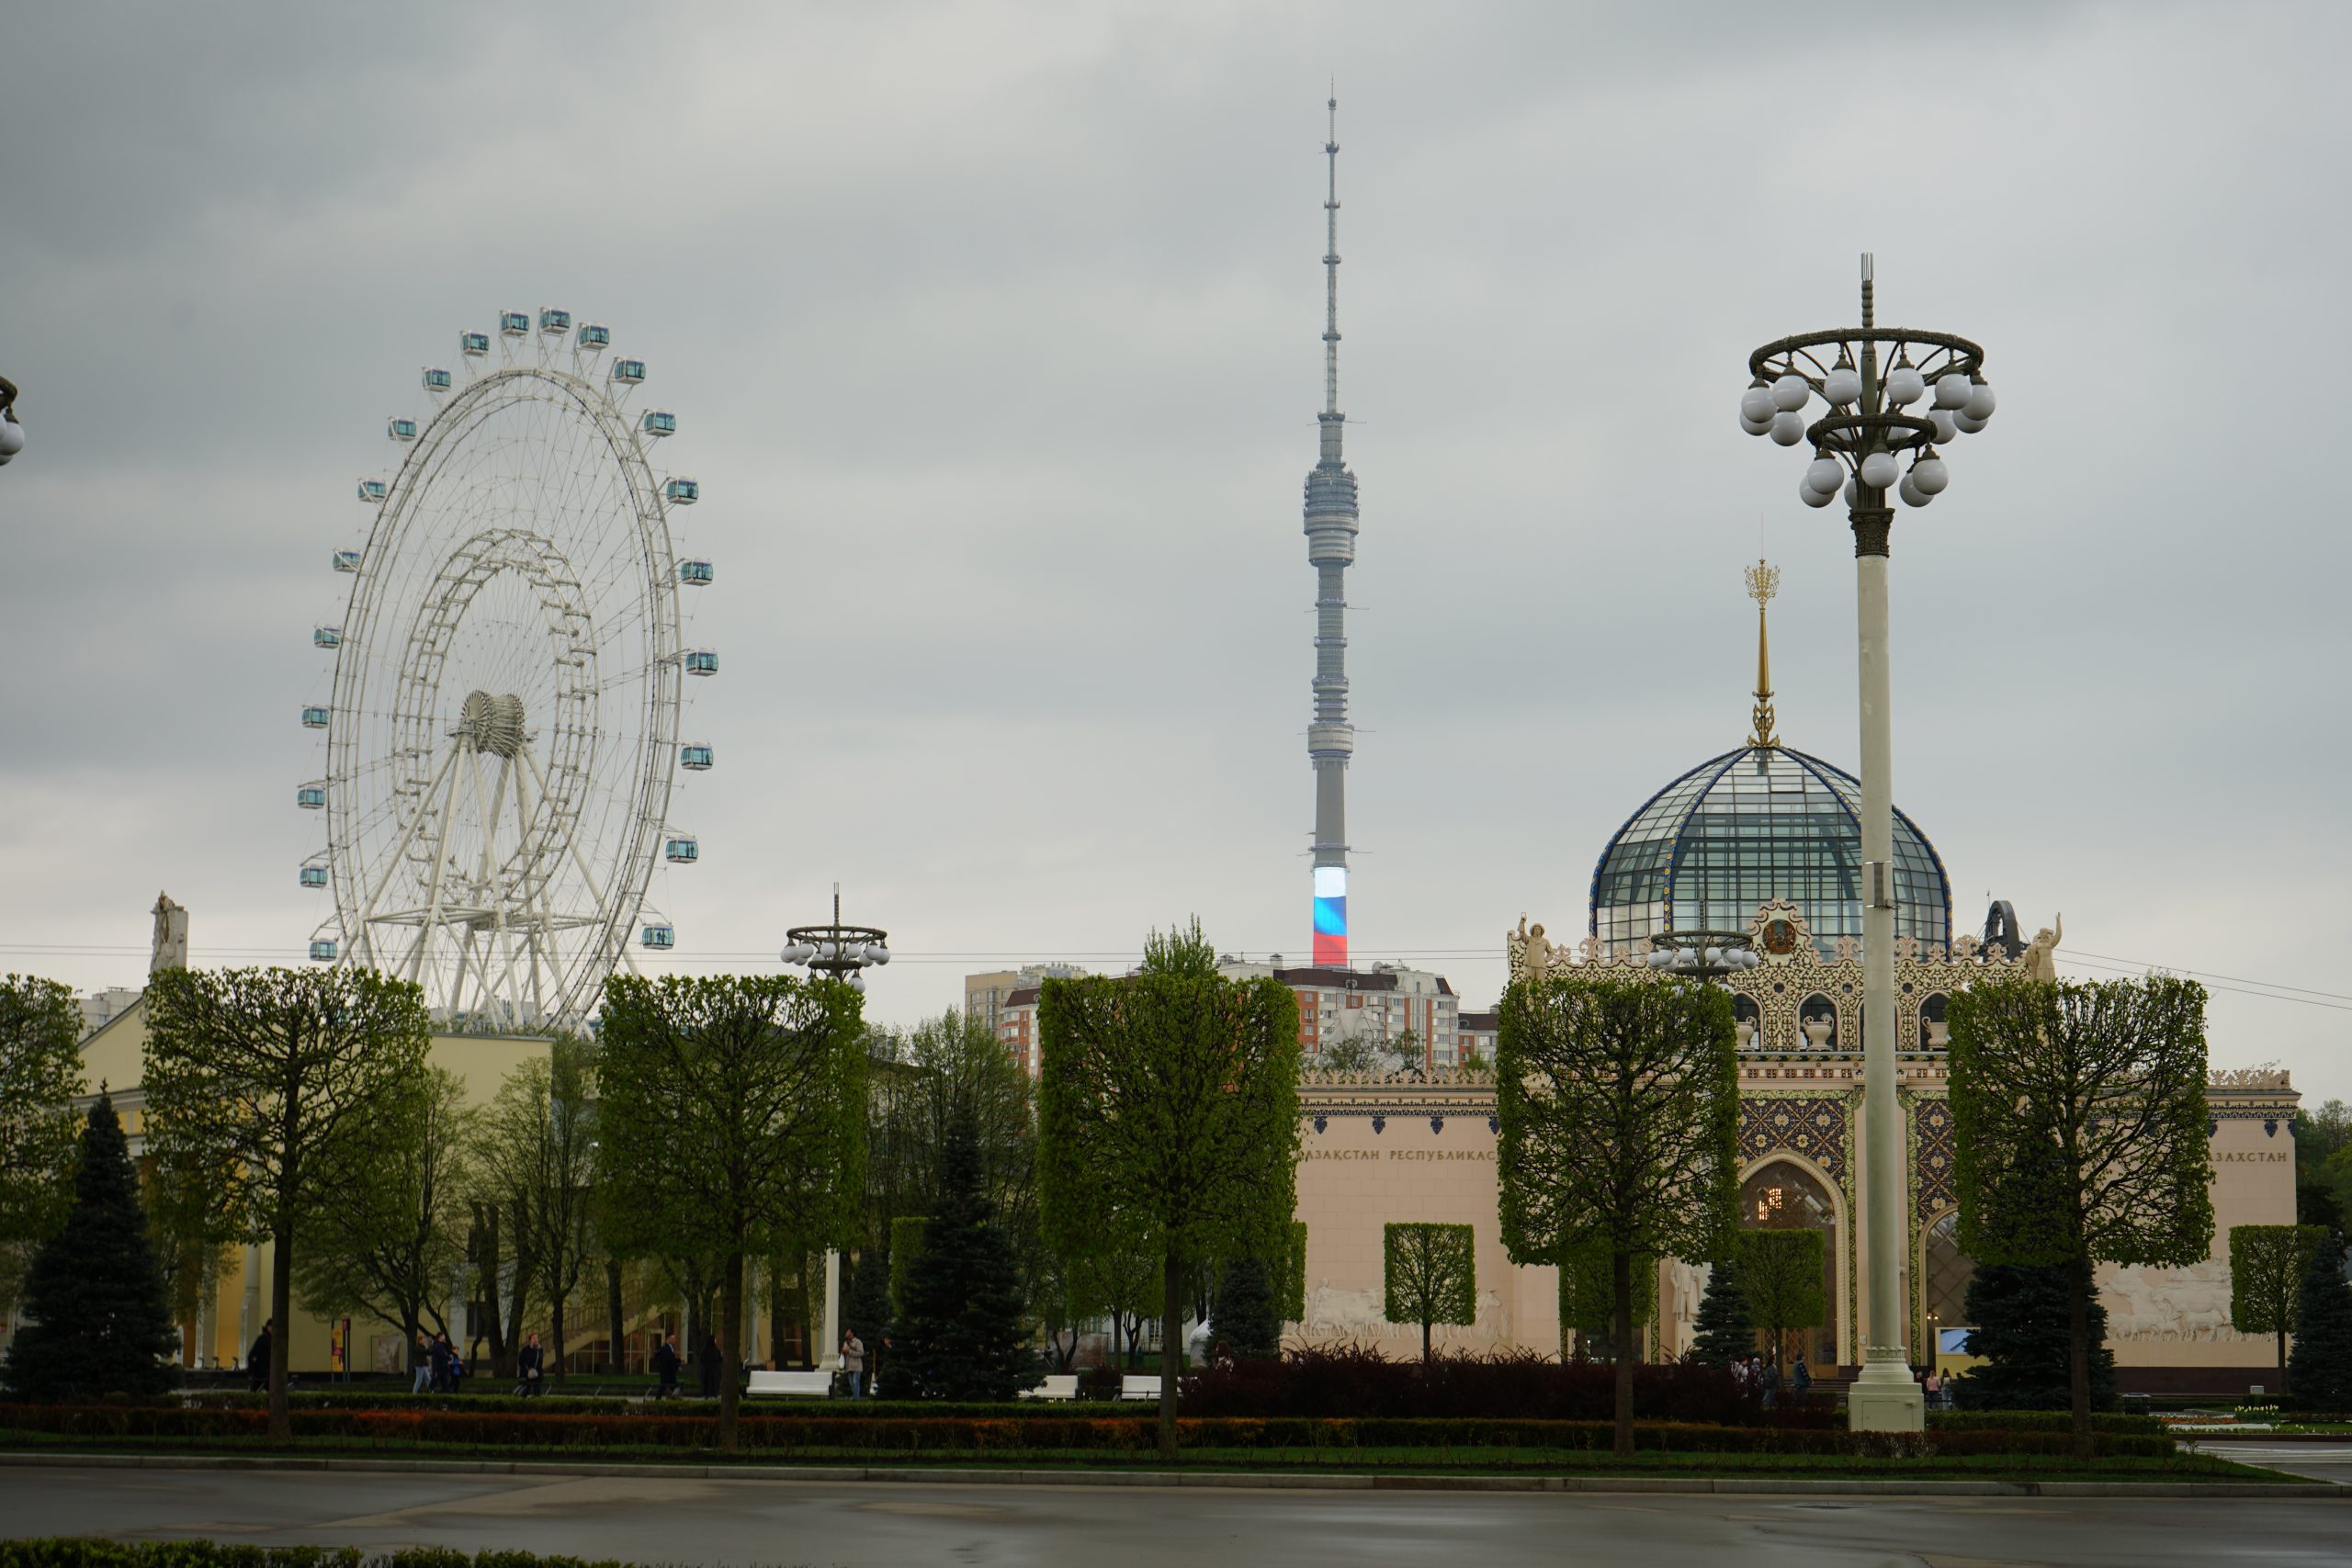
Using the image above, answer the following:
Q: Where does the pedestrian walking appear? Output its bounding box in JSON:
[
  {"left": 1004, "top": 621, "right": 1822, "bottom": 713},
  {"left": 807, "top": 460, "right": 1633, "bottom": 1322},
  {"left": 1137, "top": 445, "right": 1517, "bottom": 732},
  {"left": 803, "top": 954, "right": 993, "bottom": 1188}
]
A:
[
  {"left": 1792, "top": 1355, "right": 1813, "bottom": 1399},
  {"left": 516, "top": 1332, "right": 545, "bottom": 1397},
  {"left": 411, "top": 1333, "right": 433, "bottom": 1394},
  {"left": 1924, "top": 1368, "right": 1943, "bottom": 1409},
  {"left": 651, "top": 1331, "right": 682, "bottom": 1400},
  {"left": 246, "top": 1320, "right": 274, "bottom": 1393},
  {"left": 429, "top": 1332, "right": 453, "bottom": 1393},
  {"left": 840, "top": 1328, "right": 865, "bottom": 1399}
]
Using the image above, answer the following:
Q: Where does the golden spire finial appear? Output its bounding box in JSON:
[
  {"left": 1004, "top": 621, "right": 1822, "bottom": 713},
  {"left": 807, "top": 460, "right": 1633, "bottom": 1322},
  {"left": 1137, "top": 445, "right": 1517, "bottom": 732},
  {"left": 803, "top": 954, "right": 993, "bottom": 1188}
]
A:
[{"left": 1745, "top": 558, "right": 1780, "bottom": 747}]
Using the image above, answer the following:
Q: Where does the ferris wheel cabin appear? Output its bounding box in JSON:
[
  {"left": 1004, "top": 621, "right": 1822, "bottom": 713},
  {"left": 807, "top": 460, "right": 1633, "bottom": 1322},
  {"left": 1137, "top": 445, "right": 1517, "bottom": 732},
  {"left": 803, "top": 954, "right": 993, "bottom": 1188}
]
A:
[
  {"left": 663, "top": 477, "right": 699, "bottom": 505},
  {"left": 611, "top": 359, "right": 646, "bottom": 386},
  {"left": 577, "top": 322, "right": 610, "bottom": 351},
  {"left": 309, "top": 938, "right": 339, "bottom": 963},
  {"left": 684, "top": 649, "right": 718, "bottom": 677},
  {"left": 298, "top": 861, "right": 329, "bottom": 889},
  {"left": 421, "top": 367, "right": 453, "bottom": 394},
  {"left": 538, "top": 307, "right": 571, "bottom": 335},
  {"left": 300, "top": 705, "right": 330, "bottom": 729},
  {"left": 356, "top": 479, "right": 388, "bottom": 503},
  {"left": 640, "top": 922, "right": 675, "bottom": 950},
  {"left": 460, "top": 331, "right": 491, "bottom": 356},
  {"left": 333, "top": 549, "right": 362, "bottom": 573},
  {"left": 680, "top": 742, "right": 714, "bottom": 771},
  {"left": 296, "top": 783, "right": 326, "bottom": 809},
  {"left": 313, "top": 625, "right": 342, "bottom": 649},
  {"left": 664, "top": 832, "right": 700, "bottom": 864},
  {"left": 641, "top": 410, "right": 676, "bottom": 438},
  {"left": 500, "top": 310, "right": 530, "bottom": 337},
  {"left": 387, "top": 417, "right": 418, "bottom": 442},
  {"left": 678, "top": 558, "right": 713, "bottom": 586}
]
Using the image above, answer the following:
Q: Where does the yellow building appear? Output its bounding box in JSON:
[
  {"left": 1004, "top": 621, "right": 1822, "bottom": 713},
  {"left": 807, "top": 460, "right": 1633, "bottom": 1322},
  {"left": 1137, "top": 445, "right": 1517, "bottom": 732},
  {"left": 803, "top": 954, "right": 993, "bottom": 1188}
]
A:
[{"left": 76, "top": 996, "right": 552, "bottom": 1375}]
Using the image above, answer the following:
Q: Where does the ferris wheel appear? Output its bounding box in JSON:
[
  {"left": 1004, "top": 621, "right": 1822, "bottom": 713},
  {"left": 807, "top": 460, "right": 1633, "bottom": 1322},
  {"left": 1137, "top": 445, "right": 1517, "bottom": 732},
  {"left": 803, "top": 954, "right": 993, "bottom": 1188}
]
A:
[{"left": 300, "top": 308, "right": 716, "bottom": 1027}]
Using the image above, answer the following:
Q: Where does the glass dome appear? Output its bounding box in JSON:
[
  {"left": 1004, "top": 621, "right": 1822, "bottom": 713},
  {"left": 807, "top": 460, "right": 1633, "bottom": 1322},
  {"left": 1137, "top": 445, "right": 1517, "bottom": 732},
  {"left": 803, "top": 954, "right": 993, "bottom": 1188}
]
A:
[{"left": 1589, "top": 744, "right": 1951, "bottom": 958}]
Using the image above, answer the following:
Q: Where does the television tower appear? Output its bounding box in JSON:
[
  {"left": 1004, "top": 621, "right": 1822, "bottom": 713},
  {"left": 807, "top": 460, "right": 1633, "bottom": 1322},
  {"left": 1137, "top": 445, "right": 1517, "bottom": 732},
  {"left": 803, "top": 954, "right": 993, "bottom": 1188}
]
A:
[{"left": 1304, "top": 95, "right": 1358, "bottom": 967}]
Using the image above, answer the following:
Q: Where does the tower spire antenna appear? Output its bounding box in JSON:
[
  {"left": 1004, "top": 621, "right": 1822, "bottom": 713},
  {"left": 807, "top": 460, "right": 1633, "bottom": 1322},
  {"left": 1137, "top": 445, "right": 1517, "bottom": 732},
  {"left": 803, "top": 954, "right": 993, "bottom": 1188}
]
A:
[
  {"left": 1303, "top": 91, "right": 1360, "bottom": 968},
  {"left": 1323, "top": 88, "right": 1342, "bottom": 427},
  {"left": 1746, "top": 558, "right": 1781, "bottom": 748}
]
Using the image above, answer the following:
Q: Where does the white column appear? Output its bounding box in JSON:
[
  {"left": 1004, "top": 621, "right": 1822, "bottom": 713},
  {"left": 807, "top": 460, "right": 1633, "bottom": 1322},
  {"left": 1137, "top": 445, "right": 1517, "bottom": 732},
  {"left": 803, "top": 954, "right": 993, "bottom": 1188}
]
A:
[
  {"left": 1848, "top": 542, "right": 1925, "bottom": 1432},
  {"left": 818, "top": 1249, "right": 842, "bottom": 1370}
]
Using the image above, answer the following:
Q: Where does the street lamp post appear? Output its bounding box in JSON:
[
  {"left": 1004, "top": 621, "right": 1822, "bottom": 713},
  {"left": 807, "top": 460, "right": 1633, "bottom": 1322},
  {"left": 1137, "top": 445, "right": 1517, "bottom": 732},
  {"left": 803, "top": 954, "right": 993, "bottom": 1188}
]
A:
[
  {"left": 778, "top": 883, "right": 891, "bottom": 995},
  {"left": 778, "top": 881, "right": 889, "bottom": 1375},
  {"left": 1741, "top": 254, "right": 1993, "bottom": 1432}
]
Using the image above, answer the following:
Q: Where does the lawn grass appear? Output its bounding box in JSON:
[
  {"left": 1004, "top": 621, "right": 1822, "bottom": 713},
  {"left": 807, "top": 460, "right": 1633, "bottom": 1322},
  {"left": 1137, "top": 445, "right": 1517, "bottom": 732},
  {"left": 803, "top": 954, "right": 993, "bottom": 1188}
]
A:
[{"left": 0, "top": 1427, "right": 2304, "bottom": 1484}]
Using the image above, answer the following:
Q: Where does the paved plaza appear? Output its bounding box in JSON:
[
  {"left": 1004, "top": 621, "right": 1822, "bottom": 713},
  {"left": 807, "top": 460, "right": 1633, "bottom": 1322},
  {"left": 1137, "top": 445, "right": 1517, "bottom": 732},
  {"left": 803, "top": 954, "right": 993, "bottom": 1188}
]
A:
[{"left": 4, "top": 1464, "right": 2348, "bottom": 1567}]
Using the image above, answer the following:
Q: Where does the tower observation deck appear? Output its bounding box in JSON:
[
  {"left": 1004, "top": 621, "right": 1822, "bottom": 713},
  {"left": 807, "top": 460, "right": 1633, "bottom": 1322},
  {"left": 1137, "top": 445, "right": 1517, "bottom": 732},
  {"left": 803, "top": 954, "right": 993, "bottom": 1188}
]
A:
[{"left": 1304, "top": 95, "right": 1358, "bottom": 965}]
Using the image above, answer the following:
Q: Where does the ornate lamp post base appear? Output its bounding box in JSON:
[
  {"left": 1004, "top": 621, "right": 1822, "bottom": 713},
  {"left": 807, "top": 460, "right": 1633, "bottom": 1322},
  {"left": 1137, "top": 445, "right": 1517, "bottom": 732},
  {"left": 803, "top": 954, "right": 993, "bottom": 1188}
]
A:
[{"left": 1848, "top": 1346, "right": 1927, "bottom": 1432}]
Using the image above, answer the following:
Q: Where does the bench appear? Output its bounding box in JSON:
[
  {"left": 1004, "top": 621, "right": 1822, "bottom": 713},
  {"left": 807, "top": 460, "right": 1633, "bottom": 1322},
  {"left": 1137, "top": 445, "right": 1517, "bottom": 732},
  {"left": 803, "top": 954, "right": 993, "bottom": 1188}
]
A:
[{"left": 745, "top": 1369, "right": 836, "bottom": 1397}]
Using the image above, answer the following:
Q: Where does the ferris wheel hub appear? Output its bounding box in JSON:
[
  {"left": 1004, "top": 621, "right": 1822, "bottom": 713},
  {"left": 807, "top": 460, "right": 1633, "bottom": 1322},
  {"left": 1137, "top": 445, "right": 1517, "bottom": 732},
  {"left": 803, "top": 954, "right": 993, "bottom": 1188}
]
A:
[{"left": 457, "top": 690, "right": 528, "bottom": 758}]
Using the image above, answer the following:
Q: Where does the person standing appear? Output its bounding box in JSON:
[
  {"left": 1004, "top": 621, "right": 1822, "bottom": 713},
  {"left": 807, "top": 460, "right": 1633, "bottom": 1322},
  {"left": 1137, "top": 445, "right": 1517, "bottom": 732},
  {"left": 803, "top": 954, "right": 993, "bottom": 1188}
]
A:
[
  {"left": 246, "top": 1320, "right": 274, "bottom": 1393},
  {"left": 1792, "top": 1355, "right": 1813, "bottom": 1399},
  {"left": 429, "top": 1331, "right": 453, "bottom": 1394},
  {"left": 651, "top": 1331, "right": 682, "bottom": 1400},
  {"left": 840, "top": 1328, "right": 866, "bottom": 1399},
  {"left": 516, "top": 1332, "right": 545, "bottom": 1397}
]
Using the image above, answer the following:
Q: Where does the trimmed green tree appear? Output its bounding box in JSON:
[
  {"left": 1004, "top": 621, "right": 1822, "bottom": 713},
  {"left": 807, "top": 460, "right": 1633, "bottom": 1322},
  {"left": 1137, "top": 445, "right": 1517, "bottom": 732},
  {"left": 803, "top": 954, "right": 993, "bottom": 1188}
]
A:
[
  {"left": 1038, "top": 918, "right": 1302, "bottom": 1460},
  {"left": 1383, "top": 1222, "right": 1476, "bottom": 1362},
  {"left": 892, "top": 1107, "right": 1035, "bottom": 1400},
  {"left": 1950, "top": 976, "right": 2213, "bottom": 1461},
  {"left": 0, "top": 1095, "right": 179, "bottom": 1399},
  {"left": 0, "top": 976, "right": 85, "bottom": 1260},
  {"left": 1689, "top": 1260, "right": 1756, "bottom": 1367},
  {"left": 1216, "top": 1255, "right": 1281, "bottom": 1359},
  {"left": 2230, "top": 1224, "right": 2327, "bottom": 1395},
  {"left": 1498, "top": 974, "right": 1739, "bottom": 1457},
  {"left": 142, "top": 965, "right": 429, "bottom": 1438},
  {"left": 1559, "top": 1237, "right": 1656, "bottom": 1361},
  {"left": 1951, "top": 1260, "right": 2116, "bottom": 1411},
  {"left": 292, "top": 1066, "right": 475, "bottom": 1381},
  {"left": 2289, "top": 1238, "right": 2352, "bottom": 1410},
  {"left": 1278, "top": 1220, "right": 1308, "bottom": 1325},
  {"left": 476, "top": 1038, "right": 600, "bottom": 1388},
  {"left": 594, "top": 973, "right": 866, "bottom": 1450},
  {"left": 1735, "top": 1229, "right": 1824, "bottom": 1372}
]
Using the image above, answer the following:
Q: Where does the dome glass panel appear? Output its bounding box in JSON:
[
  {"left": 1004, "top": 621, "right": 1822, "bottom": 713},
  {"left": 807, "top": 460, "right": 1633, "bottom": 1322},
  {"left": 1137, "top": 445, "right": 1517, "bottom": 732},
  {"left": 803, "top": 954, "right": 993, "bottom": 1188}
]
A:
[{"left": 1589, "top": 744, "right": 1950, "bottom": 958}]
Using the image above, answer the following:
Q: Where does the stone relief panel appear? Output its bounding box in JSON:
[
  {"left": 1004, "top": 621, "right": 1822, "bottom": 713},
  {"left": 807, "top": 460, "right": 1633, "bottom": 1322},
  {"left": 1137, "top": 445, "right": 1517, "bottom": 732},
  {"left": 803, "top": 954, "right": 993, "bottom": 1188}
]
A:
[{"left": 2102, "top": 1259, "right": 2253, "bottom": 1343}]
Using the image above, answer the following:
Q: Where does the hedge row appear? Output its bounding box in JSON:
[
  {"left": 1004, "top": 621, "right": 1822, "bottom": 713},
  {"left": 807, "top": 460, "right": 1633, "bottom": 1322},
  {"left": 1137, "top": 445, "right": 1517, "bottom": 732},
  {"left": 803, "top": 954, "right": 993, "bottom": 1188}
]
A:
[
  {"left": 0, "top": 1404, "right": 2175, "bottom": 1458},
  {"left": 1925, "top": 1409, "right": 2163, "bottom": 1435},
  {"left": 0, "top": 1546, "right": 670, "bottom": 1568}
]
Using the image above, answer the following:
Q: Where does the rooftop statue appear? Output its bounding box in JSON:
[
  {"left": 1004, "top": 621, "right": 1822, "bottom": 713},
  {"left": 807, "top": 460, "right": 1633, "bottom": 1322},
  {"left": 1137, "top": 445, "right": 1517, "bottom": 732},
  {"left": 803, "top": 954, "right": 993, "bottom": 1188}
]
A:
[
  {"left": 150, "top": 891, "right": 188, "bottom": 976},
  {"left": 2020, "top": 912, "right": 2063, "bottom": 984}
]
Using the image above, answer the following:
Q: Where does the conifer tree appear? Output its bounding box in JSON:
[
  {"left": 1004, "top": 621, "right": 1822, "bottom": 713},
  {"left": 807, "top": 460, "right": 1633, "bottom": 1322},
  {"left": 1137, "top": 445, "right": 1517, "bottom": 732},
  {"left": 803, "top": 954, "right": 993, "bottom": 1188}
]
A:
[
  {"left": 893, "top": 1108, "right": 1035, "bottom": 1400},
  {"left": 1689, "top": 1259, "right": 1756, "bottom": 1367},
  {"left": 1216, "top": 1254, "right": 1282, "bottom": 1359},
  {"left": 2289, "top": 1238, "right": 2352, "bottom": 1410},
  {"left": 2, "top": 1095, "right": 180, "bottom": 1400},
  {"left": 846, "top": 1245, "right": 892, "bottom": 1389},
  {"left": 1950, "top": 1260, "right": 2116, "bottom": 1411}
]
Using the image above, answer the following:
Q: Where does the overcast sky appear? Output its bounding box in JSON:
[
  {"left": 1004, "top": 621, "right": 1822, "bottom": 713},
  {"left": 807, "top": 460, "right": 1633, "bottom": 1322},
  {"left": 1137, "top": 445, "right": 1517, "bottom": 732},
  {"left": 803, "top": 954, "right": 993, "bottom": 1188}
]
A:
[{"left": 4, "top": 2, "right": 2347, "bottom": 1099}]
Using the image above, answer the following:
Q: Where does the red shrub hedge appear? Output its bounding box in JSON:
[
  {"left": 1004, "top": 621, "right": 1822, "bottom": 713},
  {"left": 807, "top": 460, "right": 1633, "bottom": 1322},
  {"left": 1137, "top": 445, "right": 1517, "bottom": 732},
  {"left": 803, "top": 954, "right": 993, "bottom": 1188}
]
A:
[
  {"left": 1179, "top": 1346, "right": 1828, "bottom": 1427},
  {"left": 0, "top": 1403, "right": 2170, "bottom": 1458}
]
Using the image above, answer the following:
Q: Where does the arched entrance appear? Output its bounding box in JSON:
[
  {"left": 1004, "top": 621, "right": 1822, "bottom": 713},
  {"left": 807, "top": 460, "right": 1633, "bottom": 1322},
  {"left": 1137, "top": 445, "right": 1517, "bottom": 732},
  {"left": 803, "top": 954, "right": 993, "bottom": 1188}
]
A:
[
  {"left": 1921, "top": 1209, "right": 1975, "bottom": 1357},
  {"left": 1740, "top": 1158, "right": 1839, "bottom": 1365}
]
